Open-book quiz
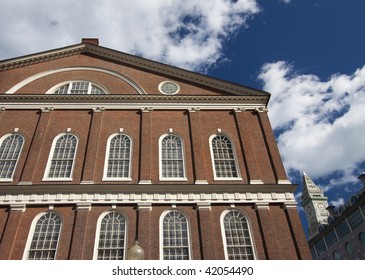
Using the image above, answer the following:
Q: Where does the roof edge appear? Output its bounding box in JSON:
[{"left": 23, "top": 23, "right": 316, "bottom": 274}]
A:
[{"left": 0, "top": 41, "right": 270, "bottom": 98}]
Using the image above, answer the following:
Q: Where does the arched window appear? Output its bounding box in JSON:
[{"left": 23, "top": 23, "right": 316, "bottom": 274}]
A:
[
  {"left": 0, "top": 134, "right": 24, "bottom": 180},
  {"left": 161, "top": 210, "right": 190, "bottom": 260},
  {"left": 210, "top": 134, "right": 240, "bottom": 179},
  {"left": 44, "top": 133, "right": 78, "bottom": 180},
  {"left": 159, "top": 134, "right": 186, "bottom": 180},
  {"left": 94, "top": 211, "right": 127, "bottom": 260},
  {"left": 50, "top": 81, "right": 107, "bottom": 95},
  {"left": 24, "top": 212, "right": 62, "bottom": 260},
  {"left": 103, "top": 134, "right": 132, "bottom": 180},
  {"left": 221, "top": 210, "right": 255, "bottom": 260}
]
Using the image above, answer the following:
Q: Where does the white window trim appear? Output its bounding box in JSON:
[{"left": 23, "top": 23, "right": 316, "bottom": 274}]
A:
[
  {"left": 45, "top": 80, "right": 109, "bottom": 95},
  {"left": 159, "top": 133, "right": 187, "bottom": 181},
  {"left": 102, "top": 133, "right": 133, "bottom": 181},
  {"left": 43, "top": 133, "right": 78, "bottom": 181},
  {"left": 0, "top": 133, "right": 24, "bottom": 182},
  {"left": 93, "top": 210, "right": 128, "bottom": 260},
  {"left": 22, "top": 211, "right": 62, "bottom": 260},
  {"left": 159, "top": 209, "right": 192, "bottom": 260},
  {"left": 220, "top": 209, "right": 257, "bottom": 260},
  {"left": 209, "top": 134, "right": 242, "bottom": 181}
]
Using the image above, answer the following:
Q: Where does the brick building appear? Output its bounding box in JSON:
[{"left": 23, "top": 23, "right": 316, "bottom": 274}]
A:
[
  {"left": 0, "top": 38, "right": 310, "bottom": 260},
  {"left": 302, "top": 172, "right": 365, "bottom": 260}
]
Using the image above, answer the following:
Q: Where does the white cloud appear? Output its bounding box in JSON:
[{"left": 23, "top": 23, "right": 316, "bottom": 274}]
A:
[
  {"left": 330, "top": 197, "right": 345, "bottom": 208},
  {"left": 258, "top": 61, "right": 365, "bottom": 183},
  {"left": 0, "top": 0, "right": 260, "bottom": 72}
]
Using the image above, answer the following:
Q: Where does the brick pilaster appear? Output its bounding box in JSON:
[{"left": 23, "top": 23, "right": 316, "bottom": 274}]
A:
[
  {"left": 234, "top": 110, "right": 262, "bottom": 184},
  {"left": 0, "top": 205, "right": 25, "bottom": 260},
  {"left": 69, "top": 203, "right": 90, "bottom": 260},
  {"left": 19, "top": 107, "right": 53, "bottom": 184},
  {"left": 136, "top": 203, "right": 151, "bottom": 259},
  {"left": 197, "top": 203, "right": 216, "bottom": 259},
  {"left": 256, "top": 110, "right": 289, "bottom": 184},
  {"left": 255, "top": 203, "right": 280, "bottom": 259},
  {"left": 188, "top": 108, "right": 208, "bottom": 184},
  {"left": 81, "top": 107, "right": 104, "bottom": 184},
  {"left": 284, "top": 203, "right": 312, "bottom": 259},
  {"left": 138, "top": 108, "right": 152, "bottom": 184}
]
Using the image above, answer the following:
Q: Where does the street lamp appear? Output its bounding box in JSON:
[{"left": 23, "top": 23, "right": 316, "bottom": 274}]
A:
[{"left": 127, "top": 240, "right": 145, "bottom": 260}]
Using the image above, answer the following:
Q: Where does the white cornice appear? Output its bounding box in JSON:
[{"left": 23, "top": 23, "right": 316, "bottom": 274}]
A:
[
  {"left": 0, "top": 42, "right": 270, "bottom": 98},
  {"left": 0, "top": 94, "right": 269, "bottom": 111},
  {"left": 0, "top": 191, "right": 296, "bottom": 206},
  {"left": 0, "top": 44, "right": 85, "bottom": 71}
]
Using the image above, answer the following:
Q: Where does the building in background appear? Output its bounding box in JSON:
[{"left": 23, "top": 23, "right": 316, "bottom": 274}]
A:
[
  {"left": 302, "top": 172, "right": 365, "bottom": 260},
  {"left": 0, "top": 39, "right": 310, "bottom": 260}
]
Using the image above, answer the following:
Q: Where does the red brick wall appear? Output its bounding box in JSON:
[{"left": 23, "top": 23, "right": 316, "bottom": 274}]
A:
[
  {"left": 0, "top": 108, "right": 283, "bottom": 185},
  {"left": 0, "top": 203, "right": 308, "bottom": 260},
  {"left": 0, "top": 54, "right": 223, "bottom": 96}
]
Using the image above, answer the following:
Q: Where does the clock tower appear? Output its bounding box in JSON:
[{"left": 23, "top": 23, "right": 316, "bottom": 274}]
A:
[{"left": 301, "top": 172, "right": 329, "bottom": 240}]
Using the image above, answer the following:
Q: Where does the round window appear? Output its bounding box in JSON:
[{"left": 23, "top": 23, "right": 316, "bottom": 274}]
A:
[{"left": 159, "top": 81, "right": 180, "bottom": 95}]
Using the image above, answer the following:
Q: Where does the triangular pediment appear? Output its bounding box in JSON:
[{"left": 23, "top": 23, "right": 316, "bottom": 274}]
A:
[{"left": 0, "top": 40, "right": 269, "bottom": 99}]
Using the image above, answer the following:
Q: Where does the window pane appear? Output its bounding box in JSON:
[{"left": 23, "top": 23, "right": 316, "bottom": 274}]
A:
[
  {"left": 0, "top": 134, "right": 24, "bottom": 179},
  {"left": 48, "top": 134, "right": 77, "bottom": 178},
  {"left": 27, "top": 212, "right": 62, "bottom": 260},
  {"left": 348, "top": 208, "right": 364, "bottom": 230},
  {"left": 97, "top": 212, "right": 126, "bottom": 260},
  {"left": 223, "top": 210, "right": 254, "bottom": 260},
  {"left": 211, "top": 135, "right": 238, "bottom": 178},
  {"left": 106, "top": 134, "right": 131, "bottom": 178},
  {"left": 70, "top": 82, "right": 89, "bottom": 94},
  {"left": 52, "top": 82, "right": 106, "bottom": 95},
  {"left": 162, "top": 210, "right": 190, "bottom": 260},
  {"left": 161, "top": 135, "right": 185, "bottom": 178}
]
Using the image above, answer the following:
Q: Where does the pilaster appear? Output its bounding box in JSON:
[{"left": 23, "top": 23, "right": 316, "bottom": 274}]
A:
[
  {"left": 255, "top": 202, "right": 280, "bottom": 259},
  {"left": 188, "top": 108, "right": 208, "bottom": 184},
  {"left": 138, "top": 108, "right": 153, "bottom": 184},
  {"left": 284, "top": 203, "right": 312, "bottom": 259},
  {"left": 256, "top": 109, "right": 288, "bottom": 183},
  {"left": 196, "top": 202, "right": 216, "bottom": 259},
  {"left": 0, "top": 205, "right": 25, "bottom": 260},
  {"left": 69, "top": 203, "right": 91, "bottom": 260},
  {"left": 233, "top": 109, "right": 263, "bottom": 184},
  {"left": 80, "top": 107, "right": 104, "bottom": 184},
  {"left": 19, "top": 107, "right": 53, "bottom": 184},
  {"left": 137, "top": 203, "right": 151, "bottom": 259}
]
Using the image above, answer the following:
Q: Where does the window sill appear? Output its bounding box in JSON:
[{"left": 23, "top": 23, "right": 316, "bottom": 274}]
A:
[
  {"left": 42, "top": 178, "right": 73, "bottom": 182},
  {"left": 159, "top": 178, "right": 188, "bottom": 182},
  {"left": 0, "top": 179, "right": 13, "bottom": 182},
  {"left": 213, "top": 177, "right": 242, "bottom": 181},
  {"left": 102, "top": 178, "right": 132, "bottom": 182}
]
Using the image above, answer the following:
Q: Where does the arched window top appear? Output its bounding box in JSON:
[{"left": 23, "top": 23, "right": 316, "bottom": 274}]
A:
[
  {"left": 221, "top": 209, "right": 256, "bottom": 260},
  {"left": 159, "top": 133, "right": 186, "bottom": 181},
  {"left": 24, "top": 212, "right": 62, "bottom": 260},
  {"left": 210, "top": 134, "right": 241, "bottom": 180},
  {"left": 43, "top": 133, "right": 78, "bottom": 181},
  {"left": 160, "top": 210, "right": 191, "bottom": 260},
  {"left": 94, "top": 211, "right": 127, "bottom": 260},
  {"left": 47, "top": 81, "right": 108, "bottom": 95},
  {"left": 103, "top": 133, "right": 132, "bottom": 181},
  {"left": 0, "top": 133, "right": 24, "bottom": 181}
]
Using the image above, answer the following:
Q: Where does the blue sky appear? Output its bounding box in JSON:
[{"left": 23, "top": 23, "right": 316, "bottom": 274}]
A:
[{"left": 1, "top": 0, "right": 365, "bottom": 237}]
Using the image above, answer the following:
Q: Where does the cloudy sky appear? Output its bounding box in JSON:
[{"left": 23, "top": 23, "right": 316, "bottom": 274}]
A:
[{"left": 1, "top": 0, "right": 364, "bottom": 234}]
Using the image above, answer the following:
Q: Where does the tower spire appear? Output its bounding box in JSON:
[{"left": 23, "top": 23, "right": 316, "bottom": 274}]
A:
[{"left": 301, "top": 172, "right": 329, "bottom": 239}]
